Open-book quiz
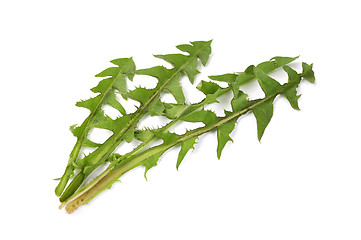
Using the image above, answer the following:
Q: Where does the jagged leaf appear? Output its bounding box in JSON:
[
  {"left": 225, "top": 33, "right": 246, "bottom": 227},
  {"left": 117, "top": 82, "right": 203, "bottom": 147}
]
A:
[
  {"left": 95, "top": 67, "right": 120, "bottom": 78},
  {"left": 69, "top": 41, "right": 214, "bottom": 185},
  {"left": 252, "top": 66, "right": 282, "bottom": 141},
  {"left": 209, "top": 56, "right": 299, "bottom": 96},
  {"left": 256, "top": 56, "right": 298, "bottom": 73},
  {"left": 154, "top": 131, "right": 180, "bottom": 145},
  {"left": 183, "top": 57, "right": 201, "bottom": 84},
  {"left": 302, "top": 62, "right": 315, "bottom": 83},
  {"left": 136, "top": 40, "right": 212, "bottom": 107},
  {"left": 76, "top": 95, "right": 101, "bottom": 112},
  {"left": 94, "top": 58, "right": 135, "bottom": 98},
  {"left": 154, "top": 54, "right": 188, "bottom": 68},
  {"left": 71, "top": 57, "right": 135, "bottom": 147},
  {"left": 176, "top": 40, "right": 212, "bottom": 66},
  {"left": 282, "top": 66, "right": 302, "bottom": 110},
  {"left": 149, "top": 98, "right": 165, "bottom": 116},
  {"left": 209, "top": 73, "right": 238, "bottom": 83},
  {"left": 196, "top": 80, "right": 228, "bottom": 105},
  {"left": 134, "top": 129, "right": 155, "bottom": 142},
  {"left": 176, "top": 136, "right": 197, "bottom": 169},
  {"left": 111, "top": 57, "right": 136, "bottom": 80},
  {"left": 69, "top": 123, "right": 82, "bottom": 138},
  {"left": 252, "top": 99, "right": 275, "bottom": 141},
  {"left": 127, "top": 87, "right": 156, "bottom": 106},
  {"left": 103, "top": 91, "right": 126, "bottom": 115},
  {"left": 143, "top": 151, "right": 166, "bottom": 179},
  {"left": 57, "top": 43, "right": 314, "bottom": 211},
  {"left": 196, "top": 80, "right": 221, "bottom": 94},
  {"left": 69, "top": 114, "right": 106, "bottom": 148},
  {"left": 135, "top": 66, "right": 174, "bottom": 85},
  {"left": 217, "top": 92, "right": 250, "bottom": 158},
  {"left": 165, "top": 76, "right": 185, "bottom": 103},
  {"left": 142, "top": 132, "right": 182, "bottom": 178},
  {"left": 163, "top": 103, "right": 190, "bottom": 119},
  {"left": 254, "top": 67, "right": 282, "bottom": 96},
  {"left": 217, "top": 120, "right": 236, "bottom": 159},
  {"left": 95, "top": 114, "right": 133, "bottom": 133},
  {"left": 182, "top": 109, "right": 219, "bottom": 126},
  {"left": 231, "top": 91, "right": 250, "bottom": 112}
]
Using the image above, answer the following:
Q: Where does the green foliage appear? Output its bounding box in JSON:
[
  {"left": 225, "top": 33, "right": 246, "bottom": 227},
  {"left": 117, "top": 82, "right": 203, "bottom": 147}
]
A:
[
  {"left": 55, "top": 57, "right": 135, "bottom": 196},
  {"left": 134, "top": 64, "right": 313, "bottom": 174},
  {"left": 56, "top": 41, "right": 315, "bottom": 213},
  {"left": 56, "top": 41, "right": 213, "bottom": 198}
]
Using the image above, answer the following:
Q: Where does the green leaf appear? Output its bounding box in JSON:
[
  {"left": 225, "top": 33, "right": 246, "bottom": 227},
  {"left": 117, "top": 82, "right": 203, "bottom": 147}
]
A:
[
  {"left": 135, "top": 66, "right": 174, "bottom": 85},
  {"left": 234, "top": 68, "right": 255, "bottom": 86},
  {"left": 111, "top": 57, "right": 136, "bottom": 80},
  {"left": 69, "top": 114, "right": 107, "bottom": 147},
  {"left": 143, "top": 151, "right": 166, "bottom": 180},
  {"left": 209, "top": 73, "right": 242, "bottom": 96},
  {"left": 141, "top": 132, "right": 182, "bottom": 179},
  {"left": 165, "top": 76, "right": 185, "bottom": 103},
  {"left": 154, "top": 131, "right": 180, "bottom": 145},
  {"left": 302, "top": 62, "right": 315, "bottom": 83},
  {"left": 196, "top": 80, "right": 221, "bottom": 95},
  {"left": 103, "top": 91, "right": 126, "bottom": 115},
  {"left": 75, "top": 95, "right": 101, "bottom": 112},
  {"left": 176, "top": 136, "right": 197, "bottom": 169},
  {"left": 163, "top": 103, "right": 189, "bottom": 119},
  {"left": 95, "top": 67, "right": 120, "bottom": 78},
  {"left": 154, "top": 54, "right": 188, "bottom": 68},
  {"left": 71, "top": 57, "right": 135, "bottom": 146},
  {"left": 197, "top": 80, "right": 228, "bottom": 105},
  {"left": 209, "top": 73, "right": 238, "bottom": 83},
  {"left": 95, "top": 114, "right": 133, "bottom": 133},
  {"left": 236, "top": 56, "right": 298, "bottom": 86},
  {"left": 272, "top": 56, "right": 299, "bottom": 66},
  {"left": 182, "top": 109, "right": 219, "bottom": 126},
  {"left": 134, "top": 128, "right": 155, "bottom": 142},
  {"left": 127, "top": 87, "right": 156, "bottom": 106},
  {"left": 209, "top": 56, "right": 299, "bottom": 94},
  {"left": 69, "top": 123, "right": 83, "bottom": 138},
  {"left": 231, "top": 91, "right": 250, "bottom": 112},
  {"left": 57, "top": 41, "right": 314, "bottom": 212},
  {"left": 252, "top": 99, "right": 275, "bottom": 141},
  {"left": 217, "top": 119, "right": 236, "bottom": 159},
  {"left": 217, "top": 92, "right": 250, "bottom": 158},
  {"left": 60, "top": 41, "right": 213, "bottom": 198},
  {"left": 149, "top": 98, "right": 165, "bottom": 116},
  {"left": 282, "top": 66, "right": 302, "bottom": 110},
  {"left": 257, "top": 56, "right": 298, "bottom": 73},
  {"left": 176, "top": 40, "right": 212, "bottom": 66},
  {"left": 94, "top": 57, "right": 135, "bottom": 97},
  {"left": 182, "top": 57, "right": 200, "bottom": 84},
  {"left": 254, "top": 67, "right": 282, "bottom": 96}
]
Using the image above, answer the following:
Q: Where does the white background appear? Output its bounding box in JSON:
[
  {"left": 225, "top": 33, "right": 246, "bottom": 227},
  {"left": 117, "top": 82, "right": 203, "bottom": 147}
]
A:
[{"left": 1, "top": 0, "right": 360, "bottom": 239}]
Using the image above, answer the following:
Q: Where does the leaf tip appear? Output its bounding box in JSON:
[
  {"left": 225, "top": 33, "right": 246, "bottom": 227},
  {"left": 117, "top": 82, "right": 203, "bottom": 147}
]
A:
[{"left": 302, "top": 62, "right": 315, "bottom": 83}]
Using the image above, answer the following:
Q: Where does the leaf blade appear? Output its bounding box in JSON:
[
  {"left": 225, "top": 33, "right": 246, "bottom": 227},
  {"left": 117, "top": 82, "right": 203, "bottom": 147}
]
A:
[
  {"left": 176, "top": 136, "right": 198, "bottom": 169},
  {"left": 252, "top": 99, "right": 274, "bottom": 141}
]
